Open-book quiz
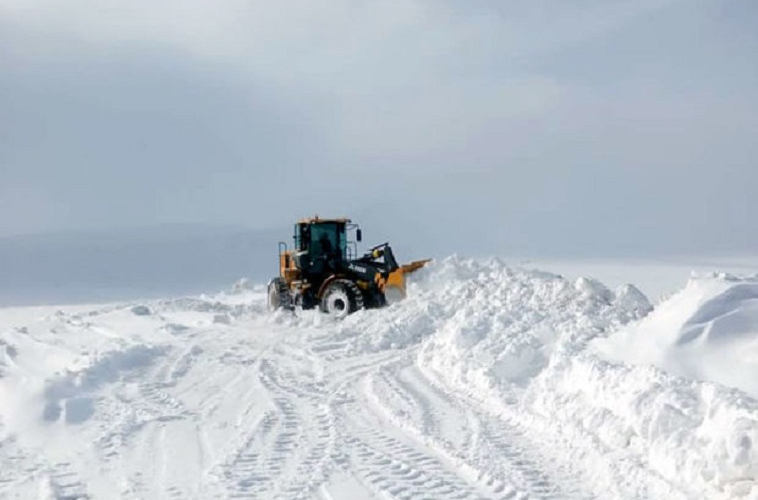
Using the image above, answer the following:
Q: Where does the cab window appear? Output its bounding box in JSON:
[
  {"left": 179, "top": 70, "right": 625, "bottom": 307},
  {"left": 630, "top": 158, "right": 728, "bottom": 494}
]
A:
[{"left": 310, "top": 223, "right": 337, "bottom": 255}]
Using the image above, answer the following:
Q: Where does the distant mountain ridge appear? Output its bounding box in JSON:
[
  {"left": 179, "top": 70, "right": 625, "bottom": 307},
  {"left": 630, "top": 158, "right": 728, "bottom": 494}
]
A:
[{"left": 0, "top": 224, "right": 284, "bottom": 306}]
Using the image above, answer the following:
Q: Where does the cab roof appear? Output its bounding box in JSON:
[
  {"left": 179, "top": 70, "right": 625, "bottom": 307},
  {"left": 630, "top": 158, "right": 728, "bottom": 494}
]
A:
[{"left": 297, "top": 216, "right": 351, "bottom": 225}]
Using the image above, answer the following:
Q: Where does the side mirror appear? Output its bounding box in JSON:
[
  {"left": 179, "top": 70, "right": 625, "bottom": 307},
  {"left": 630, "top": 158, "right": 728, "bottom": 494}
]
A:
[{"left": 356, "top": 229, "right": 362, "bottom": 242}]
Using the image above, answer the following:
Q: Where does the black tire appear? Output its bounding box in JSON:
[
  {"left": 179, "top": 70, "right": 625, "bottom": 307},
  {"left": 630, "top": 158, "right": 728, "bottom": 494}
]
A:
[
  {"left": 320, "top": 279, "right": 365, "bottom": 318},
  {"left": 267, "top": 278, "right": 292, "bottom": 312}
]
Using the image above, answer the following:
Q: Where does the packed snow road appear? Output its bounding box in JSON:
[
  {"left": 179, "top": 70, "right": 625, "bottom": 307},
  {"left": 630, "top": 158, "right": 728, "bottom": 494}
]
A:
[{"left": 0, "top": 258, "right": 756, "bottom": 499}]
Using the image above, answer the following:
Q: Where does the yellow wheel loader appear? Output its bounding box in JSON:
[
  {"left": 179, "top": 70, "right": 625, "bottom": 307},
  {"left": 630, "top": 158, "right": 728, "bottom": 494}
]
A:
[{"left": 268, "top": 217, "right": 430, "bottom": 317}]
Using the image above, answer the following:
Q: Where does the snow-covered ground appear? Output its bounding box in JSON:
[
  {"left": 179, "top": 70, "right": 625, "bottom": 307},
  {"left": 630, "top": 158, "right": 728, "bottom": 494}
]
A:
[{"left": 0, "top": 257, "right": 756, "bottom": 499}]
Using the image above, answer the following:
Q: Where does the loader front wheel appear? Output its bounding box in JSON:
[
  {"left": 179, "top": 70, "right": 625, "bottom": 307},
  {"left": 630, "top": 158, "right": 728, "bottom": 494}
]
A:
[
  {"left": 267, "top": 278, "right": 289, "bottom": 312},
  {"left": 320, "top": 280, "right": 363, "bottom": 318}
]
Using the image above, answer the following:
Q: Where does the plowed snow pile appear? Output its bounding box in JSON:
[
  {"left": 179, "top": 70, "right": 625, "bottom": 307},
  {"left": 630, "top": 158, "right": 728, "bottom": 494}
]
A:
[
  {"left": 1, "top": 257, "right": 757, "bottom": 499},
  {"left": 596, "top": 274, "right": 758, "bottom": 398},
  {"left": 403, "top": 258, "right": 756, "bottom": 498}
]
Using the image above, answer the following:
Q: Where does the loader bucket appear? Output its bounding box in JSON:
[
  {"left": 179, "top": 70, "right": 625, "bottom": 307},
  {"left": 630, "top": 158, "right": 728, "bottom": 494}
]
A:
[
  {"left": 399, "top": 259, "right": 432, "bottom": 274},
  {"left": 383, "top": 259, "right": 432, "bottom": 303}
]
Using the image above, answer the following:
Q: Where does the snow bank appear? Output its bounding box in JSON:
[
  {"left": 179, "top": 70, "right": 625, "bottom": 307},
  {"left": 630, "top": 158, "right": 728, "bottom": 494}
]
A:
[
  {"left": 325, "top": 256, "right": 649, "bottom": 355},
  {"left": 533, "top": 352, "right": 758, "bottom": 498},
  {"left": 371, "top": 257, "right": 758, "bottom": 498},
  {"left": 595, "top": 273, "right": 758, "bottom": 398},
  {"left": 414, "top": 257, "right": 650, "bottom": 386}
]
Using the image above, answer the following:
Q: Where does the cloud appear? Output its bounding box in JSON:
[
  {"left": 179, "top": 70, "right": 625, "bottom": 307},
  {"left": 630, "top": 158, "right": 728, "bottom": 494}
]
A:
[
  {"left": 1, "top": 0, "right": 756, "bottom": 256},
  {"left": 3, "top": 1, "right": 675, "bottom": 54}
]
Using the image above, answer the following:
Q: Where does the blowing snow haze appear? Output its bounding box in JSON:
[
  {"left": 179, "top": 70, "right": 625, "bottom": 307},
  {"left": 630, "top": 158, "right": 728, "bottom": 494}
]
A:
[{"left": 1, "top": 0, "right": 757, "bottom": 303}]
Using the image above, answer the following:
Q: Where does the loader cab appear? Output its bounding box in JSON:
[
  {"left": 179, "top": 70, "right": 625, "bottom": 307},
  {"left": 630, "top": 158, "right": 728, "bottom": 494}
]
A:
[
  {"left": 295, "top": 221, "right": 345, "bottom": 259},
  {"left": 292, "top": 217, "right": 360, "bottom": 276}
]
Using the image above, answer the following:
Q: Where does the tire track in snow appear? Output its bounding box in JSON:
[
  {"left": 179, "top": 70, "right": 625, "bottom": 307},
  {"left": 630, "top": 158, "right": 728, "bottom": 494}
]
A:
[
  {"left": 349, "top": 433, "right": 478, "bottom": 500},
  {"left": 216, "top": 372, "right": 300, "bottom": 497},
  {"left": 45, "top": 461, "right": 90, "bottom": 500},
  {"left": 418, "top": 361, "right": 692, "bottom": 500},
  {"left": 6, "top": 461, "right": 91, "bottom": 500},
  {"left": 0, "top": 438, "right": 49, "bottom": 499},
  {"left": 219, "top": 408, "right": 287, "bottom": 498},
  {"left": 362, "top": 371, "right": 515, "bottom": 499},
  {"left": 257, "top": 357, "right": 339, "bottom": 498},
  {"left": 366, "top": 359, "right": 594, "bottom": 500},
  {"left": 303, "top": 330, "right": 527, "bottom": 499},
  {"left": 403, "top": 368, "right": 574, "bottom": 499},
  {"left": 163, "top": 343, "right": 204, "bottom": 387},
  {"left": 215, "top": 356, "right": 336, "bottom": 499},
  {"left": 87, "top": 337, "right": 229, "bottom": 498},
  {"left": 325, "top": 359, "right": 495, "bottom": 500}
]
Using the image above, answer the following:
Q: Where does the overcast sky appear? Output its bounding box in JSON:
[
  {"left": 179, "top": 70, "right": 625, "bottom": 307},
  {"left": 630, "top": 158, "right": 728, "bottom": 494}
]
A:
[{"left": 1, "top": 0, "right": 757, "bottom": 257}]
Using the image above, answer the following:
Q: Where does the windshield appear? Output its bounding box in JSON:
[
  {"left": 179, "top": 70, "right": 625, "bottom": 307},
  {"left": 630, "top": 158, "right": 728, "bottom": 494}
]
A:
[{"left": 309, "top": 223, "right": 346, "bottom": 258}]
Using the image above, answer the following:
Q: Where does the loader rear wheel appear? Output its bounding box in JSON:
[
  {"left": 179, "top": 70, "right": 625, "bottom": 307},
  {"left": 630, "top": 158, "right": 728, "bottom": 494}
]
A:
[
  {"left": 267, "top": 278, "right": 291, "bottom": 312},
  {"left": 320, "top": 279, "right": 364, "bottom": 318}
]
